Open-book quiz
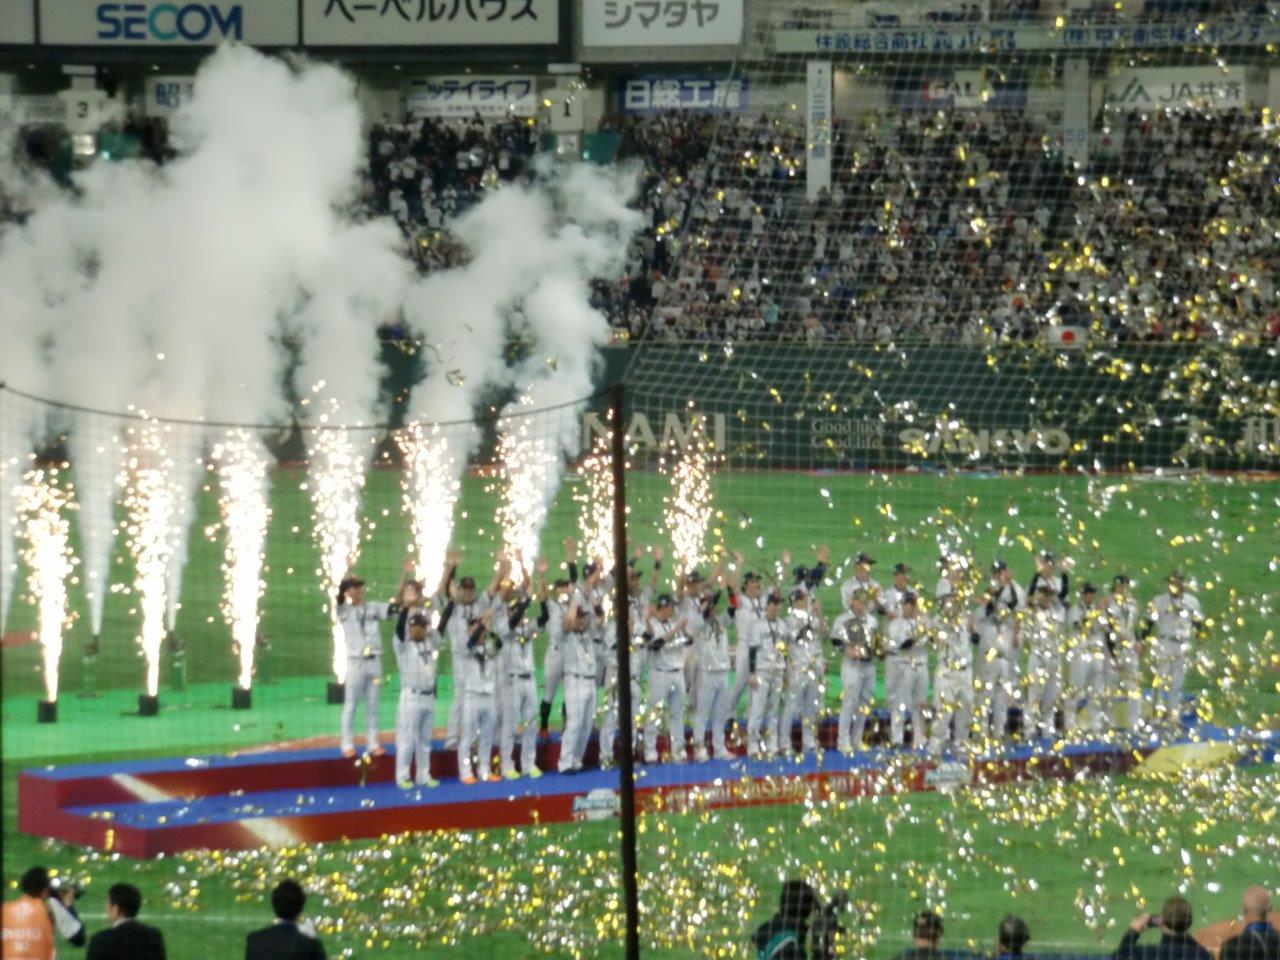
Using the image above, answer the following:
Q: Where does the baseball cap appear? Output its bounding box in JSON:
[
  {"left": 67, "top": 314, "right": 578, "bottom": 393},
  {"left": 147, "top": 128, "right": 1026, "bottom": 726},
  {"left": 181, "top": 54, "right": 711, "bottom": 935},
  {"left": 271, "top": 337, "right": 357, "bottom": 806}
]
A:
[
  {"left": 656, "top": 594, "right": 675, "bottom": 608},
  {"left": 339, "top": 576, "right": 365, "bottom": 592},
  {"left": 458, "top": 576, "right": 476, "bottom": 589},
  {"left": 1036, "top": 583, "right": 1056, "bottom": 595},
  {"left": 992, "top": 559, "right": 1009, "bottom": 573},
  {"left": 901, "top": 591, "right": 919, "bottom": 604},
  {"left": 789, "top": 587, "right": 807, "bottom": 603},
  {"left": 409, "top": 613, "right": 430, "bottom": 627},
  {"left": 893, "top": 562, "right": 911, "bottom": 575},
  {"left": 1112, "top": 574, "right": 1131, "bottom": 587},
  {"left": 584, "top": 561, "right": 600, "bottom": 578},
  {"left": 1081, "top": 582, "right": 1097, "bottom": 595},
  {"left": 742, "top": 571, "right": 761, "bottom": 583},
  {"left": 1167, "top": 569, "right": 1185, "bottom": 582},
  {"left": 1039, "top": 550, "right": 1056, "bottom": 562},
  {"left": 849, "top": 588, "right": 870, "bottom": 604},
  {"left": 855, "top": 552, "right": 876, "bottom": 566},
  {"left": 685, "top": 570, "right": 704, "bottom": 584},
  {"left": 765, "top": 591, "right": 782, "bottom": 605}
]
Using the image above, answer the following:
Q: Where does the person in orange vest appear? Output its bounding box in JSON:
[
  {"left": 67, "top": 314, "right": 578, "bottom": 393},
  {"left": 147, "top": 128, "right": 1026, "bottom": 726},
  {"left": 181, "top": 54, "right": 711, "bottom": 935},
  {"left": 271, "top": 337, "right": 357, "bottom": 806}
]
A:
[{"left": 2, "top": 866, "right": 85, "bottom": 959}]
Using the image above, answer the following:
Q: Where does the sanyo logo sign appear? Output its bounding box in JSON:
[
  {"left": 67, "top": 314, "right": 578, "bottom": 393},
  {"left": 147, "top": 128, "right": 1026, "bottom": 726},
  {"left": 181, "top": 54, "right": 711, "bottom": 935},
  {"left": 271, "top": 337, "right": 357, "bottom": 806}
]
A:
[
  {"left": 898, "top": 424, "right": 1072, "bottom": 458},
  {"left": 582, "top": 411, "right": 727, "bottom": 452}
]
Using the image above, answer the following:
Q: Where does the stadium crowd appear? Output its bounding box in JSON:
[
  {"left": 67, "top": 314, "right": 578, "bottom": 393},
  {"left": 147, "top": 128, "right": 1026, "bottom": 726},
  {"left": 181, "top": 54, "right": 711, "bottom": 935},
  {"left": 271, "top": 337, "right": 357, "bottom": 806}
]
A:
[
  {"left": 360, "top": 103, "right": 1280, "bottom": 345},
  {"left": 6, "top": 864, "right": 1277, "bottom": 960}
]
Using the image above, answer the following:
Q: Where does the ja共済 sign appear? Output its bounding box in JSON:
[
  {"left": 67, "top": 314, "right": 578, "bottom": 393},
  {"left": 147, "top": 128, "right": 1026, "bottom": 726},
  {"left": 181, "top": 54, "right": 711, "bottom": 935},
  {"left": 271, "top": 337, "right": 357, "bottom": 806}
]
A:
[{"left": 1105, "top": 66, "right": 1245, "bottom": 111}]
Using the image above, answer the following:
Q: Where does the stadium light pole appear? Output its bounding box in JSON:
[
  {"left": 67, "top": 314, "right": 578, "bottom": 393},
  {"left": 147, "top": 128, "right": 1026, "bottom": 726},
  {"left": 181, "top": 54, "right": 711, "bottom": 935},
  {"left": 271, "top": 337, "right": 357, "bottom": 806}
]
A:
[{"left": 609, "top": 381, "right": 641, "bottom": 960}]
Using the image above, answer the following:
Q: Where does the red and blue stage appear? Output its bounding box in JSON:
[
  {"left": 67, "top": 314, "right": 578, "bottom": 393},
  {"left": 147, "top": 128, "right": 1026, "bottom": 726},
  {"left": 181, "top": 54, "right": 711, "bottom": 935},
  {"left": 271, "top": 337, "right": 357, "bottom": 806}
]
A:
[{"left": 19, "top": 717, "right": 1247, "bottom": 859}]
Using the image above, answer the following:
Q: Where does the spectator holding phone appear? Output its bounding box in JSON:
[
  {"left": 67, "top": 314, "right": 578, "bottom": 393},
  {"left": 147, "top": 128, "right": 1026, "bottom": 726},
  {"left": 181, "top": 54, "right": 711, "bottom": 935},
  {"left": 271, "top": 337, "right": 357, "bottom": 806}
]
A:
[{"left": 1116, "top": 896, "right": 1213, "bottom": 960}]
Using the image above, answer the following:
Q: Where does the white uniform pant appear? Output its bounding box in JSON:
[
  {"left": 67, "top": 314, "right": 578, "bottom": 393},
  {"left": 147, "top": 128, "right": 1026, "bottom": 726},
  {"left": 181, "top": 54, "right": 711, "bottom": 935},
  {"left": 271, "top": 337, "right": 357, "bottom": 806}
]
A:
[
  {"left": 977, "top": 646, "right": 1014, "bottom": 737},
  {"left": 692, "top": 668, "right": 731, "bottom": 757},
  {"left": 459, "top": 691, "right": 496, "bottom": 780},
  {"left": 1107, "top": 649, "right": 1143, "bottom": 732},
  {"left": 930, "top": 666, "right": 974, "bottom": 751},
  {"left": 599, "top": 676, "right": 642, "bottom": 763},
  {"left": 729, "top": 641, "right": 750, "bottom": 721},
  {"left": 745, "top": 670, "right": 784, "bottom": 756},
  {"left": 885, "top": 655, "right": 929, "bottom": 747},
  {"left": 594, "top": 640, "right": 608, "bottom": 689},
  {"left": 559, "top": 673, "right": 597, "bottom": 772},
  {"left": 500, "top": 676, "right": 539, "bottom": 775},
  {"left": 837, "top": 659, "right": 876, "bottom": 753},
  {"left": 395, "top": 689, "right": 435, "bottom": 784},
  {"left": 780, "top": 667, "right": 822, "bottom": 754},
  {"left": 543, "top": 640, "right": 564, "bottom": 709},
  {"left": 1152, "top": 638, "right": 1188, "bottom": 723},
  {"left": 645, "top": 667, "right": 687, "bottom": 761},
  {"left": 1022, "top": 650, "right": 1061, "bottom": 739},
  {"left": 1065, "top": 652, "right": 1108, "bottom": 735},
  {"left": 341, "top": 657, "right": 382, "bottom": 753}
]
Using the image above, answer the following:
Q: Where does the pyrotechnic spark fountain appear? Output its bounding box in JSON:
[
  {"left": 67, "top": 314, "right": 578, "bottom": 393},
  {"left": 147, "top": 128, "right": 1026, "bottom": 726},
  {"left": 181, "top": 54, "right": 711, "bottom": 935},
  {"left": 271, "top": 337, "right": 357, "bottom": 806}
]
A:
[
  {"left": 397, "top": 421, "right": 461, "bottom": 591},
  {"left": 18, "top": 468, "right": 75, "bottom": 703},
  {"left": 121, "top": 423, "right": 181, "bottom": 699},
  {"left": 212, "top": 431, "right": 270, "bottom": 690},
  {"left": 496, "top": 396, "right": 561, "bottom": 584},
  {"left": 574, "top": 433, "right": 614, "bottom": 570},
  {"left": 662, "top": 418, "right": 714, "bottom": 580},
  {"left": 69, "top": 419, "right": 125, "bottom": 640},
  {"left": 306, "top": 401, "right": 369, "bottom": 684}
]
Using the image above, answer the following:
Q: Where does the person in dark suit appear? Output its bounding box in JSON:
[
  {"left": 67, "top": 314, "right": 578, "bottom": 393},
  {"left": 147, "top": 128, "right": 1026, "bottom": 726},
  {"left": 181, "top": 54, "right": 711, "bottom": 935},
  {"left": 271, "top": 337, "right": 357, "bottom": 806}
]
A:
[
  {"left": 245, "top": 879, "right": 326, "bottom": 960},
  {"left": 1115, "top": 896, "right": 1212, "bottom": 960},
  {"left": 897, "top": 911, "right": 944, "bottom": 960},
  {"left": 85, "top": 883, "right": 165, "bottom": 960},
  {"left": 1218, "top": 887, "right": 1279, "bottom": 960}
]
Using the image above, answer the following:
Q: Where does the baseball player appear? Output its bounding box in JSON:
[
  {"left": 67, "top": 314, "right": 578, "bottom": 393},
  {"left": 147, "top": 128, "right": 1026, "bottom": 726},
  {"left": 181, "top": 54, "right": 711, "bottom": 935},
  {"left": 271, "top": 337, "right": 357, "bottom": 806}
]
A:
[
  {"left": 1105, "top": 574, "right": 1143, "bottom": 734},
  {"left": 335, "top": 562, "right": 409, "bottom": 758},
  {"left": 643, "top": 595, "right": 692, "bottom": 764},
  {"left": 879, "top": 562, "right": 916, "bottom": 620},
  {"left": 453, "top": 595, "right": 502, "bottom": 784},
  {"left": 976, "top": 559, "right": 1027, "bottom": 739},
  {"left": 744, "top": 591, "right": 790, "bottom": 758},
  {"left": 1143, "top": 571, "right": 1204, "bottom": 728},
  {"left": 830, "top": 588, "right": 879, "bottom": 755},
  {"left": 495, "top": 574, "right": 539, "bottom": 780},
  {"left": 678, "top": 570, "right": 707, "bottom": 721},
  {"left": 928, "top": 593, "right": 976, "bottom": 753},
  {"left": 1021, "top": 585, "right": 1065, "bottom": 741},
  {"left": 558, "top": 593, "right": 598, "bottom": 773},
  {"left": 883, "top": 591, "right": 929, "bottom": 749},
  {"left": 690, "top": 580, "right": 733, "bottom": 762},
  {"left": 442, "top": 567, "right": 494, "bottom": 750},
  {"left": 839, "top": 551, "right": 882, "bottom": 608},
  {"left": 599, "top": 563, "right": 652, "bottom": 767},
  {"left": 536, "top": 550, "right": 573, "bottom": 735},
  {"left": 727, "top": 561, "right": 768, "bottom": 726},
  {"left": 1028, "top": 551, "right": 1070, "bottom": 606},
  {"left": 780, "top": 589, "right": 827, "bottom": 756},
  {"left": 935, "top": 555, "right": 967, "bottom": 602},
  {"left": 1064, "top": 582, "right": 1108, "bottom": 737},
  {"left": 393, "top": 609, "right": 442, "bottom": 788}
]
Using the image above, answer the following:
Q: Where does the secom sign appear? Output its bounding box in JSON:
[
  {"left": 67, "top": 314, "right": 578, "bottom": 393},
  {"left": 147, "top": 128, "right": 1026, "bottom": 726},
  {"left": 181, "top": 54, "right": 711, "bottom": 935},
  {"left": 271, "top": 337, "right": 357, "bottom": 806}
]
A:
[{"left": 96, "top": 2, "right": 243, "bottom": 41}]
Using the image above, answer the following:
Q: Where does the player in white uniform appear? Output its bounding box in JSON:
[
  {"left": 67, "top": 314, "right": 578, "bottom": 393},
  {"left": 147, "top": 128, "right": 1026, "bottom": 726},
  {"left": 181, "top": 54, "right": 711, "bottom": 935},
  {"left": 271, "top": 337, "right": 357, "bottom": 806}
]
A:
[
  {"left": 780, "top": 589, "right": 826, "bottom": 756},
  {"left": 976, "top": 560, "right": 1027, "bottom": 739},
  {"left": 934, "top": 555, "right": 966, "bottom": 602},
  {"left": 1104, "top": 574, "right": 1143, "bottom": 734},
  {"left": 1143, "top": 571, "right": 1204, "bottom": 728},
  {"left": 691, "top": 584, "right": 734, "bottom": 761},
  {"left": 454, "top": 594, "right": 502, "bottom": 784},
  {"left": 599, "top": 564, "right": 652, "bottom": 767},
  {"left": 557, "top": 596, "right": 598, "bottom": 773},
  {"left": 1064, "top": 582, "right": 1108, "bottom": 737},
  {"left": 677, "top": 571, "right": 707, "bottom": 725},
  {"left": 537, "top": 540, "right": 580, "bottom": 734},
  {"left": 830, "top": 589, "right": 879, "bottom": 755},
  {"left": 878, "top": 562, "right": 915, "bottom": 620},
  {"left": 1027, "top": 551, "right": 1070, "bottom": 607},
  {"left": 495, "top": 576, "right": 540, "bottom": 780},
  {"left": 443, "top": 567, "right": 496, "bottom": 750},
  {"left": 839, "top": 551, "right": 881, "bottom": 609},
  {"left": 928, "top": 593, "right": 976, "bottom": 754},
  {"left": 744, "top": 592, "right": 789, "bottom": 758},
  {"left": 883, "top": 592, "right": 929, "bottom": 749},
  {"left": 728, "top": 560, "right": 769, "bottom": 729},
  {"left": 393, "top": 609, "right": 442, "bottom": 788},
  {"left": 643, "top": 595, "right": 692, "bottom": 764},
  {"left": 335, "top": 563, "right": 409, "bottom": 757},
  {"left": 1021, "top": 585, "right": 1064, "bottom": 742}
]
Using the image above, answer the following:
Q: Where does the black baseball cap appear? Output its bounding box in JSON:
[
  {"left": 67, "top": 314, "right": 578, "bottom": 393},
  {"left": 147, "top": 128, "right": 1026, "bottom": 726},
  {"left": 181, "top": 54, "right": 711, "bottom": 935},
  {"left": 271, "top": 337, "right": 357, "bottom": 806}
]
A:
[
  {"left": 1039, "top": 550, "right": 1055, "bottom": 562},
  {"left": 1081, "top": 582, "right": 1097, "bottom": 595},
  {"left": 339, "top": 576, "right": 365, "bottom": 592},
  {"left": 686, "top": 570, "right": 704, "bottom": 584},
  {"left": 458, "top": 576, "right": 476, "bottom": 589},
  {"left": 893, "top": 562, "right": 911, "bottom": 575},
  {"left": 992, "top": 559, "right": 1009, "bottom": 573},
  {"left": 656, "top": 594, "right": 675, "bottom": 608},
  {"left": 901, "top": 591, "right": 919, "bottom": 604},
  {"left": 1036, "top": 584, "right": 1056, "bottom": 595},
  {"left": 584, "top": 561, "right": 600, "bottom": 578},
  {"left": 409, "top": 613, "right": 430, "bottom": 627},
  {"left": 742, "top": 571, "right": 761, "bottom": 583},
  {"left": 856, "top": 552, "right": 876, "bottom": 565},
  {"left": 765, "top": 591, "right": 782, "bottom": 605},
  {"left": 789, "top": 588, "right": 807, "bottom": 603},
  {"left": 1112, "top": 574, "right": 1131, "bottom": 587}
]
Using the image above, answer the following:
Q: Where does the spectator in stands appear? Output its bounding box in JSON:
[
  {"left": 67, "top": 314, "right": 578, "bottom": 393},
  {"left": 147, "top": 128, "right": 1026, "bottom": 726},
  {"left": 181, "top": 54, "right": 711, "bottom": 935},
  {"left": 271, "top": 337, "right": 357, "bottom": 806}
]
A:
[
  {"left": 997, "top": 915, "right": 1031, "bottom": 960},
  {"left": 1115, "top": 896, "right": 1211, "bottom": 960},
  {"left": 1219, "top": 887, "right": 1279, "bottom": 960},
  {"left": 85, "top": 883, "right": 165, "bottom": 960},
  {"left": 752, "top": 880, "right": 817, "bottom": 960},
  {"left": 898, "top": 910, "right": 945, "bottom": 960},
  {"left": 244, "top": 879, "right": 325, "bottom": 960},
  {"left": 1, "top": 866, "right": 86, "bottom": 959}
]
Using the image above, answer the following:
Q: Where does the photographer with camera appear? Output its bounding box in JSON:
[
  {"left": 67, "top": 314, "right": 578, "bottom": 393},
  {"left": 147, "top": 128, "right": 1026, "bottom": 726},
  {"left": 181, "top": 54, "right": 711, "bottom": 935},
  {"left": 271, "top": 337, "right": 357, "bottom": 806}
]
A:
[
  {"left": 752, "top": 881, "right": 847, "bottom": 960},
  {"left": 1115, "top": 896, "right": 1212, "bottom": 960},
  {"left": 3, "top": 866, "right": 85, "bottom": 959}
]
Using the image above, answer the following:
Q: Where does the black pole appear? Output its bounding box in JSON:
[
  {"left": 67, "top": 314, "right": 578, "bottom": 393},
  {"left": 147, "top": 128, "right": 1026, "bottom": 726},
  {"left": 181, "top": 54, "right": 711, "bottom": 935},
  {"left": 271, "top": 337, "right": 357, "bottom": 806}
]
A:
[{"left": 609, "top": 381, "right": 641, "bottom": 960}]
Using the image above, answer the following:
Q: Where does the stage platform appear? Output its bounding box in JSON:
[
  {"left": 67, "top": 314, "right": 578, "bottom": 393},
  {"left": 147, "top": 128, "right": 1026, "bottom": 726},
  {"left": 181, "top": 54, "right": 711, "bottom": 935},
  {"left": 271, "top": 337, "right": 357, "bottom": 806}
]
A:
[{"left": 18, "top": 718, "right": 1246, "bottom": 859}]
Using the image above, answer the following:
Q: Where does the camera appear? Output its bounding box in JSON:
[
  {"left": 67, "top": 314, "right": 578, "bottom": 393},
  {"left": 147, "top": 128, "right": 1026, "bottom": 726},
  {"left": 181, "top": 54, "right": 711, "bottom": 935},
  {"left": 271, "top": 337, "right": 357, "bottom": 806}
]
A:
[
  {"left": 810, "top": 892, "right": 850, "bottom": 960},
  {"left": 50, "top": 879, "right": 84, "bottom": 901}
]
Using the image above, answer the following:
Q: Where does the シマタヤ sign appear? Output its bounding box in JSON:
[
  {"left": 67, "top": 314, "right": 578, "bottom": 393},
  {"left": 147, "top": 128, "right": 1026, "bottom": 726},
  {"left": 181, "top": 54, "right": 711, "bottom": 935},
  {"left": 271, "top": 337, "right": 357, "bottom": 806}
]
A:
[{"left": 583, "top": 0, "right": 743, "bottom": 47}]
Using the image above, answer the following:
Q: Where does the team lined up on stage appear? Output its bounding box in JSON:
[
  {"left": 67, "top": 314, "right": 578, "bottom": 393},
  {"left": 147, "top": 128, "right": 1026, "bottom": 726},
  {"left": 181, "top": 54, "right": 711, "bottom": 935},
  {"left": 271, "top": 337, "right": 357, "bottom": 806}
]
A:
[{"left": 332, "top": 542, "right": 1205, "bottom": 788}]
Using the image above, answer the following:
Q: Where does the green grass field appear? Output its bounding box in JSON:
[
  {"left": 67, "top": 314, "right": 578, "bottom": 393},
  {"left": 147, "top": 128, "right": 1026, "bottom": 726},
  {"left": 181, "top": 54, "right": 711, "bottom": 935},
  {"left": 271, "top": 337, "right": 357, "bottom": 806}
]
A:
[{"left": 3, "top": 469, "right": 1277, "bottom": 958}]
